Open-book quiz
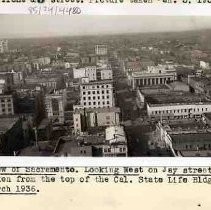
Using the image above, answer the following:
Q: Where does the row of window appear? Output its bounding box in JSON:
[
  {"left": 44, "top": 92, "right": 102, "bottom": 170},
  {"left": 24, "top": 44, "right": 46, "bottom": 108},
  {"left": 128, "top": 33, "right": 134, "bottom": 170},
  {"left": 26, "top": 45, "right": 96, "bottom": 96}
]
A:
[
  {"left": 0, "top": 103, "right": 12, "bottom": 108},
  {"left": 0, "top": 108, "right": 13, "bottom": 114},
  {"left": 82, "top": 84, "right": 111, "bottom": 89},
  {"left": 83, "top": 101, "right": 111, "bottom": 106},
  {"left": 82, "top": 95, "right": 110, "bottom": 100},
  {"left": 75, "top": 121, "right": 111, "bottom": 128},
  {"left": 82, "top": 90, "right": 111, "bottom": 95},
  {"left": 1, "top": 99, "right": 12, "bottom": 103},
  {"left": 103, "top": 147, "right": 127, "bottom": 153},
  {"left": 152, "top": 107, "right": 209, "bottom": 115},
  {"left": 184, "top": 144, "right": 211, "bottom": 150}
]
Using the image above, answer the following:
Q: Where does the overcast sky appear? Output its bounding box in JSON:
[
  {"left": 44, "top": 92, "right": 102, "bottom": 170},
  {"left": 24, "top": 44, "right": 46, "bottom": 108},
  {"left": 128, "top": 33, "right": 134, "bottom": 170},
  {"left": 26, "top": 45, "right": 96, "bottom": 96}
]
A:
[{"left": 1, "top": 15, "right": 211, "bottom": 38}]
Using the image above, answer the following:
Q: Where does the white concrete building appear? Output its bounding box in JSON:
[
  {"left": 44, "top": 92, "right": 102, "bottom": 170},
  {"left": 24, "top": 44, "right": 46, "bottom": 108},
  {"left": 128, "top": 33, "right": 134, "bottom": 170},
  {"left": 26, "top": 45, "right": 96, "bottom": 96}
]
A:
[
  {"left": 95, "top": 45, "right": 107, "bottom": 56},
  {"left": 0, "top": 79, "right": 6, "bottom": 94},
  {"left": 105, "top": 126, "right": 126, "bottom": 144},
  {"left": 147, "top": 103, "right": 211, "bottom": 119},
  {"left": 0, "top": 40, "right": 8, "bottom": 53},
  {"left": 85, "top": 66, "right": 97, "bottom": 81},
  {"left": 73, "top": 66, "right": 97, "bottom": 82},
  {"left": 128, "top": 64, "right": 177, "bottom": 89},
  {"left": 103, "top": 126, "right": 128, "bottom": 157},
  {"left": 200, "top": 61, "right": 210, "bottom": 69},
  {"left": 138, "top": 89, "right": 211, "bottom": 119},
  {"left": 99, "top": 68, "right": 113, "bottom": 80},
  {"left": 79, "top": 80, "right": 115, "bottom": 109},
  {"left": 73, "top": 68, "right": 86, "bottom": 79}
]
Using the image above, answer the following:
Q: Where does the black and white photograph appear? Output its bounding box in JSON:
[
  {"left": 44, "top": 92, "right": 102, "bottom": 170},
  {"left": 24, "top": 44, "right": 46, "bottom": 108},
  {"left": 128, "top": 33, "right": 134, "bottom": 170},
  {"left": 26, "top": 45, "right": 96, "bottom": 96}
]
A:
[{"left": 1, "top": 15, "right": 211, "bottom": 157}]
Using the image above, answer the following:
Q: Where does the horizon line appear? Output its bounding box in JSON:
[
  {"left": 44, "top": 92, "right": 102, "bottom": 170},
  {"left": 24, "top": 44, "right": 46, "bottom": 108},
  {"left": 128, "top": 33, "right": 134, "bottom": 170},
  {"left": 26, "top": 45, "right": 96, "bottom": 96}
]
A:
[{"left": 1, "top": 27, "right": 211, "bottom": 40}]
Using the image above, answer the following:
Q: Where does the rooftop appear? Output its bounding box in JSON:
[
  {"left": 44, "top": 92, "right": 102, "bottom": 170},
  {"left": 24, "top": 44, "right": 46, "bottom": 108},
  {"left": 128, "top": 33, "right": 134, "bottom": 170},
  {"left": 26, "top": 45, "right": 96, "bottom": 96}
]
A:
[
  {"left": 167, "top": 81, "right": 189, "bottom": 89},
  {"left": 161, "top": 119, "right": 207, "bottom": 133},
  {"left": 145, "top": 91, "right": 211, "bottom": 106},
  {"left": 55, "top": 140, "right": 93, "bottom": 157},
  {"left": 74, "top": 106, "right": 121, "bottom": 114},
  {"left": 0, "top": 117, "right": 19, "bottom": 134},
  {"left": 140, "top": 84, "right": 169, "bottom": 91},
  {"left": 171, "top": 133, "right": 211, "bottom": 143},
  {"left": 80, "top": 79, "right": 113, "bottom": 86}
]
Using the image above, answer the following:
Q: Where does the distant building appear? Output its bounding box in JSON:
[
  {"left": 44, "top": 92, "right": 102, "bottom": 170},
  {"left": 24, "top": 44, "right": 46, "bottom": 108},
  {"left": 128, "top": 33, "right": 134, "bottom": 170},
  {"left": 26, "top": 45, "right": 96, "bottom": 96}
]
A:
[
  {"left": 124, "top": 60, "right": 142, "bottom": 73},
  {"left": 0, "top": 40, "right": 8, "bottom": 53},
  {"left": 25, "top": 76, "right": 58, "bottom": 89},
  {"left": 95, "top": 45, "right": 107, "bottom": 56},
  {"left": 0, "top": 79, "right": 6, "bottom": 94},
  {"left": 0, "top": 94, "right": 14, "bottom": 116},
  {"left": 11, "top": 70, "right": 23, "bottom": 85},
  {"left": 80, "top": 54, "right": 97, "bottom": 65},
  {"left": 128, "top": 65, "right": 177, "bottom": 89},
  {"left": 200, "top": 61, "right": 210, "bottom": 70},
  {"left": 99, "top": 68, "right": 113, "bottom": 80},
  {"left": 0, "top": 72, "right": 14, "bottom": 91},
  {"left": 73, "top": 66, "right": 97, "bottom": 81},
  {"left": 32, "top": 57, "right": 51, "bottom": 70},
  {"left": 97, "top": 64, "right": 113, "bottom": 80},
  {"left": 187, "top": 76, "right": 211, "bottom": 97}
]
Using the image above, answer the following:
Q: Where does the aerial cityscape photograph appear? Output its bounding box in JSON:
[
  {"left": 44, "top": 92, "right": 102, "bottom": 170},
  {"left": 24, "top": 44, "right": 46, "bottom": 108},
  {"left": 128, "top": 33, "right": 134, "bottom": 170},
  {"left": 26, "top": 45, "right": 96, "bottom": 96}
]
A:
[{"left": 0, "top": 15, "right": 211, "bottom": 157}]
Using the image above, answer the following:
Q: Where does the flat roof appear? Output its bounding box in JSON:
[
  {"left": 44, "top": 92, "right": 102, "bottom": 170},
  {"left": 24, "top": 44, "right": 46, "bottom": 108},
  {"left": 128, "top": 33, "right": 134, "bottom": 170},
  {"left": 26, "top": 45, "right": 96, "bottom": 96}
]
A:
[
  {"left": 81, "top": 79, "right": 113, "bottom": 85},
  {"left": 171, "top": 133, "right": 211, "bottom": 143},
  {"left": 74, "top": 106, "right": 121, "bottom": 114},
  {"left": 0, "top": 117, "right": 19, "bottom": 133},
  {"left": 139, "top": 85, "right": 169, "bottom": 90},
  {"left": 160, "top": 120, "right": 208, "bottom": 137},
  {"left": 132, "top": 71, "right": 176, "bottom": 78},
  {"left": 145, "top": 91, "right": 210, "bottom": 105},
  {"left": 168, "top": 81, "right": 189, "bottom": 89}
]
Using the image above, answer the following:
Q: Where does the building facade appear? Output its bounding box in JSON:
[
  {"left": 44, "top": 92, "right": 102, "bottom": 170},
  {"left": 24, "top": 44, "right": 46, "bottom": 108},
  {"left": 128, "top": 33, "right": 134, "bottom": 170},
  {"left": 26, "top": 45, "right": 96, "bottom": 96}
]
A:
[
  {"left": 45, "top": 90, "right": 67, "bottom": 124},
  {"left": 128, "top": 65, "right": 177, "bottom": 89},
  {"left": 79, "top": 80, "right": 115, "bottom": 109},
  {"left": 73, "top": 66, "right": 97, "bottom": 82},
  {"left": 95, "top": 45, "right": 107, "bottom": 56},
  {"left": 147, "top": 103, "right": 211, "bottom": 119},
  {"left": 103, "top": 126, "right": 128, "bottom": 157},
  {"left": 0, "top": 40, "right": 8, "bottom": 53},
  {"left": 73, "top": 107, "right": 120, "bottom": 134},
  {"left": 99, "top": 69, "right": 113, "bottom": 80},
  {"left": 0, "top": 95, "right": 14, "bottom": 116}
]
